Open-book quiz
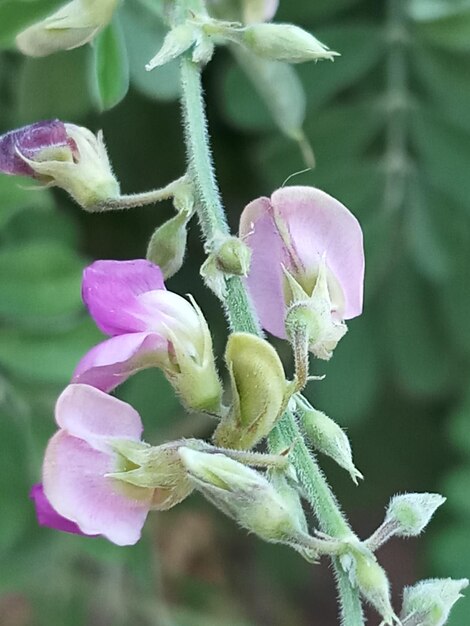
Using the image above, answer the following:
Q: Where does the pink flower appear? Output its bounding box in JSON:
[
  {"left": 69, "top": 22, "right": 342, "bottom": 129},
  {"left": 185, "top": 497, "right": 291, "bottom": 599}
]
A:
[
  {"left": 30, "top": 483, "right": 95, "bottom": 536},
  {"left": 239, "top": 186, "right": 364, "bottom": 355},
  {"left": 73, "top": 260, "right": 222, "bottom": 412},
  {"left": 42, "top": 384, "right": 153, "bottom": 546}
]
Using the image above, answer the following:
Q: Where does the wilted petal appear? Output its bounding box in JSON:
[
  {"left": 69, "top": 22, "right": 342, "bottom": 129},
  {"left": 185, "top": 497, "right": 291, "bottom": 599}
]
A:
[
  {"left": 0, "top": 120, "right": 71, "bottom": 176},
  {"left": 55, "top": 384, "right": 143, "bottom": 451},
  {"left": 72, "top": 332, "right": 168, "bottom": 392},
  {"left": 43, "top": 431, "right": 151, "bottom": 546},
  {"left": 30, "top": 483, "right": 93, "bottom": 536},
  {"left": 82, "top": 260, "right": 166, "bottom": 335}
]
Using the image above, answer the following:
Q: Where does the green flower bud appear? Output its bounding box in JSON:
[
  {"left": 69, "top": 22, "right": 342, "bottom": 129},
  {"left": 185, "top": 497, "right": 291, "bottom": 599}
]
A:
[
  {"left": 201, "top": 235, "right": 252, "bottom": 298},
  {"left": 146, "top": 23, "right": 198, "bottom": 71},
  {"left": 400, "top": 578, "right": 468, "bottom": 626},
  {"left": 350, "top": 553, "right": 399, "bottom": 625},
  {"left": 179, "top": 447, "right": 307, "bottom": 545},
  {"left": 240, "top": 23, "right": 338, "bottom": 64},
  {"left": 299, "top": 401, "right": 362, "bottom": 484},
  {"left": 16, "top": 0, "right": 119, "bottom": 57},
  {"left": 108, "top": 439, "right": 210, "bottom": 510},
  {"left": 146, "top": 210, "right": 190, "bottom": 279},
  {"left": 386, "top": 493, "right": 446, "bottom": 537},
  {"left": 213, "top": 333, "right": 292, "bottom": 449}
]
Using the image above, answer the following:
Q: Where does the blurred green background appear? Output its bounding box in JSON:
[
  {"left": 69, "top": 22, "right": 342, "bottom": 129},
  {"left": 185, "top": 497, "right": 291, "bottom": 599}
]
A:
[{"left": 0, "top": 0, "right": 469, "bottom": 624}]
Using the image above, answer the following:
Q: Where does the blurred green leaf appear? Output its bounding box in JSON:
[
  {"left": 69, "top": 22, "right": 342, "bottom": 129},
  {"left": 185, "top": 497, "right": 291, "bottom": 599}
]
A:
[
  {"left": 0, "top": 319, "right": 102, "bottom": 383},
  {"left": 121, "top": 2, "right": 181, "bottom": 102},
  {"left": 0, "top": 241, "right": 84, "bottom": 323},
  {"left": 0, "top": 176, "right": 53, "bottom": 230},
  {"left": 447, "top": 389, "right": 470, "bottom": 458},
  {"left": 16, "top": 47, "right": 95, "bottom": 122},
  {"left": 92, "top": 16, "right": 130, "bottom": 111},
  {"left": 441, "top": 465, "right": 470, "bottom": 518},
  {"left": 306, "top": 315, "right": 380, "bottom": 426},
  {"left": 276, "top": 0, "right": 362, "bottom": 24},
  {"left": 410, "top": 1, "right": 470, "bottom": 51}
]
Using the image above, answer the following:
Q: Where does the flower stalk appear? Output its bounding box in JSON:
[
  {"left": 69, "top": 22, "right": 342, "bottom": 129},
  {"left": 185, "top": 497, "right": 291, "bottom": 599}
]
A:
[{"left": 179, "top": 49, "right": 364, "bottom": 626}]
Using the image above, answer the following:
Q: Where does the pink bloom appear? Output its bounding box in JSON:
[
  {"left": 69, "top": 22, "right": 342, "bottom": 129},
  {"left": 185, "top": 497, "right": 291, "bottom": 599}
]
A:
[
  {"left": 0, "top": 120, "right": 73, "bottom": 177},
  {"left": 30, "top": 483, "right": 94, "bottom": 536},
  {"left": 72, "top": 260, "right": 221, "bottom": 413},
  {"left": 239, "top": 186, "right": 364, "bottom": 342},
  {"left": 43, "top": 384, "right": 153, "bottom": 546}
]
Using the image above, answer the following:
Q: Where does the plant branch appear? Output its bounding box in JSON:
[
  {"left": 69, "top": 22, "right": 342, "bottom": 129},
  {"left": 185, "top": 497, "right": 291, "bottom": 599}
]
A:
[{"left": 179, "top": 52, "right": 364, "bottom": 626}]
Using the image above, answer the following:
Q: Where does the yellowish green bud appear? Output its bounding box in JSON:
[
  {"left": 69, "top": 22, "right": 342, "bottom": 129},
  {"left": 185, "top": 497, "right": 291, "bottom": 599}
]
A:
[
  {"left": 18, "top": 124, "right": 120, "bottom": 211},
  {"left": 351, "top": 553, "right": 399, "bottom": 625},
  {"left": 146, "top": 210, "right": 190, "bottom": 279},
  {"left": 400, "top": 578, "right": 469, "bottom": 626},
  {"left": 299, "top": 400, "right": 362, "bottom": 484},
  {"left": 214, "top": 236, "right": 251, "bottom": 276},
  {"left": 16, "top": 0, "right": 118, "bottom": 57},
  {"left": 386, "top": 493, "right": 446, "bottom": 537},
  {"left": 179, "top": 448, "right": 307, "bottom": 545},
  {"left": 240, "top": 23, "right": 339, "bottom": 64},
  {"left": 213, "top": 333, "right": 292, "bottom": 449},
  {"left": 146, "top": 23, "right": 198, "bottom": 71}
]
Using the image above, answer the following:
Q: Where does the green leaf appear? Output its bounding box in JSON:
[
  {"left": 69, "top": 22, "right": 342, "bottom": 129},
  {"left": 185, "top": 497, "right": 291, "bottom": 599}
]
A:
[
  {"left": 297, "top": 23, "right": 386, "bottom": 110},
  {"left": 384, "top": 262, "right": 454, "bottom": 397},
  {"left": 410, "top": 0, "right": 470, "bottom": 51},
  {"left": 0, "top": 0, "right": 64, "bottom": 49},
  {"left": 0, "top": 319, "right": 103, "bottom": 384},
  {"left": 0, "top": 175, "right": 53, "bottom": 230},
  {"left": 16, "top": 46, "right": 95, "bottom": 122},
  {"left": 306, "top": 314, "right": 380, "bottom": 426},
  {"left": 92, "top": 16, "right": 129, "bottom": 111},
  {"left": 120, "top": 2, "right": 181, "bottom": 102},
  {"left": 0, "top": 241, "right": 84, "bottom": 324}
]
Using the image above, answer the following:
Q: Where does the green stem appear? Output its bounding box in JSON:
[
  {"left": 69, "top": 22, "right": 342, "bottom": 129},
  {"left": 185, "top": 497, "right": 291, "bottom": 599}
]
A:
[
  {"left": 179, "top": 53, "right": 364, "bottom": 626},
  {"left": 93, "top": 176, "right": 187, "bottom": 212}
]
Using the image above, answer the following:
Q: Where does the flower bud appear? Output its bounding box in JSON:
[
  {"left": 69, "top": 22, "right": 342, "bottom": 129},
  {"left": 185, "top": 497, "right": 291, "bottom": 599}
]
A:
[
  {"left": 179, "top": 447, "right": 306, "bottom": 546},
  {"left": 213, "top": 333, "right": 292, "bottom": 449},
  {"left": 16, "top": 0, "right": 119, "bottom": 57},
  {"left": 240, "top": 23, "right": 338, "bottom": 63},
  {"left": 0, "top": 121, "right": 120, "bottom": 211},
  {"left": 350, "top": 553, "right": 398, "bottom": 625},
  {"left": 146, "top": 210, "right": 190, "bottom": 279},
  {"left": 385, "top": 493, "right": 446, "bottom": 538},
  {"left": 400, "top": 578, "right": 468, "bottom": 626},
  {"left": 299, "top": 401, "right": 362, "bottom": 483},
  {"left": 146, "top": 23, "right": 197, "bottom": 71},
  {"left": 201, "top": 235, "right": 252, "bottom": 298}
]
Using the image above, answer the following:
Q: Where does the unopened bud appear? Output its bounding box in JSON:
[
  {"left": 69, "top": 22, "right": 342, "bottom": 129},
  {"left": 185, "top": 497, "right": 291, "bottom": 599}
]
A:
[
  {"left": 146, "top": 210, "right": 190, "bottom": 279},
  {"left": 201, "top": 235, "right": 252, "bottom": 298},
  {"left": 351, "top": 553, "right": 398, "bottom": 625},
  {"left": 401, "top": 578, "right": 469, "bottom": 626},
  {"left": 213, "top": 333, "right": 292, "bottom": 449},
  {"left": 146, "top": 23, "right": 197, "bottom": 71},
  {"left": 240, "top": 23, "right": 338, "bottom": 64},
  {"left": 386, "top": 493, "right": 446, "bottom": 537},
  {"left": 16, "top": 0, "right": 118, "bottom": 57},
  {"left": 300, "top": 401, "right": 362, "bottom": 483},
  {"left": 179, "top": 448, "right": 305, "bottom": 545}
]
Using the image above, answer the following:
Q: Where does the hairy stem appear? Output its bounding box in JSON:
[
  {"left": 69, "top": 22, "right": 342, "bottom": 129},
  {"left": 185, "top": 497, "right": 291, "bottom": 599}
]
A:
[
  {"left": 179, "top": 52, "right": 364, "bottom": 626},
  {"left": 93, "top": 176, "right": 187, "bottom": 211}
]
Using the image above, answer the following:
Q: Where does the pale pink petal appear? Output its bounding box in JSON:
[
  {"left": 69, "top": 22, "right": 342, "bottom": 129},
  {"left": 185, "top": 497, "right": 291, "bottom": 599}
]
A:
[
  {"left": 72, "top": 332, "right": 167, "bottom": 392},
  {"left": 30, "top": 483, "right": 95, "bottom": 536},
  {"left": 82, "top": 260, "right": 166, "bottom": 336},
  {"left": 239, "top": 196, "right": 291, "bottom": 338},
  {"left": 263, "top": 0, "right": 279, "bottom": 21},
  {"left": 43, "top": 431, "right": 151, "bottom": 546},
  {"left": 55, "top": 384, "right": 143, "bottom": 451},
  {"left": 271, "top": 187, "right": 364, "bottom": 319}
]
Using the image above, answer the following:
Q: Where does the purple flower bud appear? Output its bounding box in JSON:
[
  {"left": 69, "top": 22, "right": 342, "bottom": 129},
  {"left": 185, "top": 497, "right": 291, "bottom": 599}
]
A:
[{"left": 0, "top": 120, "right": 73, "bottom": 177}]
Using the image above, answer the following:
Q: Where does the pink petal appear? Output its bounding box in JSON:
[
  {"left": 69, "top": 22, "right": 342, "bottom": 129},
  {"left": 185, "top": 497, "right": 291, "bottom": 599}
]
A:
[
  {"left": 263, "top": 0, "right": 279, "bottom": 21},
  {"left": 72, "top": 332, "right": 168, "bottom": 393},
  {"left": 82, "top": 260, "right": 166, "bottom": 336},
  {"left": 239, "top": 196, "right": 291, "bottom": 338},
  {"left": 0, "top": 120, "right": 70, "bottom": 176},
  {"left": 271, "top": 187, "right": 364, "bottom": 319},
  {"left": 43, "top": 431, "right": 151, "bottom": 546},
  {"left": 55, "top": 384, "right": 143, "bottom": 451},
  {"left": 30, "top": 483, "right": 95, "bottom": 536}
]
